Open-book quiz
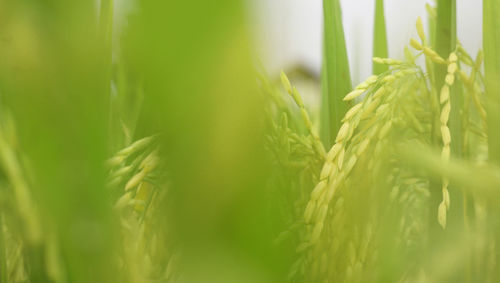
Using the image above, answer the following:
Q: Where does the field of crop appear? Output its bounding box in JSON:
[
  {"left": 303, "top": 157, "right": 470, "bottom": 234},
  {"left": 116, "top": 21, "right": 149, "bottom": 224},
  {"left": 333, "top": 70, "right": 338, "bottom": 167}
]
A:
[{"left": 0, "top": 0, "right": 499, "bottom": 282}]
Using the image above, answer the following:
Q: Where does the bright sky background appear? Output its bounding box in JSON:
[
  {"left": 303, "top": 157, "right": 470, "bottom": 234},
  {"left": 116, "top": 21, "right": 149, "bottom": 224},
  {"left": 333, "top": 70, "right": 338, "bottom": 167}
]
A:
[{"left": 252, "top": 0, "right": 482, "bottom": 85}]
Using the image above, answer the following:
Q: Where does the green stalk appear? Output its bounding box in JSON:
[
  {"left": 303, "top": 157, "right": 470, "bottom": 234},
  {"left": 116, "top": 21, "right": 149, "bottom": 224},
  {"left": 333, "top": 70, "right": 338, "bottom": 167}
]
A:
[
  {"left": 321, "top": 0, "right": 352, "bottom": 148},
  {"left": 428, "top": 0, "right": 456, "bottom": 233},
  {"left": 373, "top": 0, "right": 388, "bottom": 75},
  {"left": 435, "top": 0, "right": 453, "bottom": 84},
  {"left": 484, "top": 0, "right": 500, "bottom": 280},
  {"left": 99, "top": 0, "right": 114, "bottom": 52},
  {"left": 484, "top": 0, "right": 500, "bottom": 164},
  {"left": 435, "top": 0, "right": 463, "bottom": 158},
  {"left": 431, "top": 3, "right": 455, "bottom": 227},
  {"left": 434, "top": 4, "right": 467, "bottom": 281},
  {"left": 0, "top": 215, "right": 6, "bottom": 283}
]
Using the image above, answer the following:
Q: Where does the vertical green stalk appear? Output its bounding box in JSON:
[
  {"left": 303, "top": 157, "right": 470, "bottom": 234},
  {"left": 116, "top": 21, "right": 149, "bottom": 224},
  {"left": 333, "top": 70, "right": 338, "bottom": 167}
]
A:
[
  {"left": 100, "top": 0, "right": 114, "bottom": 109},
  {"left": 484, "top": 0, "right": 500, "bottom": 164},
  {"left": 435, "top": 0, "right": 463, "bottom": 158},
  {"left": 321, "top": 0, "right": 352, "bottom": 148},
  {"left": 432, "top": 2, "right": 454, "bottom": 222},
  {"left": 442, "top": 3, "right": 472, "bottom": 279},
  {"left": 373, "top": 0, "right": 388, "bottom": 75},
  {"left": 434, "top": 4, "right": 467, "bottom": 281},
  {"left": 100, "top": 0, "right": 114, "bottom": 53},
  {"left": 484, "top": 0, "right": 500, "bottom": 280},
  {"left": 435, "top": 0, "right": 453, "bottom": 84},
  {"left": 429, "top": 0, "right": 456, "bottom": 231},
  {"left": 0, "top": 215, "right": 6, "bottom": 283}
]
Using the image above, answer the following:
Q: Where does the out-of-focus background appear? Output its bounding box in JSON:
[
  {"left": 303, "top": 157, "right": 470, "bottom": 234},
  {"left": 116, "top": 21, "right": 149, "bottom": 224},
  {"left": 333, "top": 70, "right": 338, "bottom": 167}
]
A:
[
  {"left": 113, "top": 0, "right": 482, "bottom": 85},
  {"left": 251, "top": 0, "right": 482, "bottom": 85}
]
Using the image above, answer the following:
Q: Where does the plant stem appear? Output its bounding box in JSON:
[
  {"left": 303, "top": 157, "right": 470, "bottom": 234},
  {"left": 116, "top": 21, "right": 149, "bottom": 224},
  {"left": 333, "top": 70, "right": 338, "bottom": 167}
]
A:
[
  {"left": 435, "top": 2, "right": 468, "bottom": 281},
  {"left": 0, "top": 215, "right": 6, "bottom": 283}
]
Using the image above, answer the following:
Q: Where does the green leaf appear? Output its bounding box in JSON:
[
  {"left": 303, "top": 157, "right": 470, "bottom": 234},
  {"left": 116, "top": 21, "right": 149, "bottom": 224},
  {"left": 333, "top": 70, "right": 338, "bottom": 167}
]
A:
[
  {"left": 426, "top": 3, "right": 437, "bottom": 48},
  {"left": 373, "top": 0, "right": 389, "bottom": 75},
  {"left": 484, "top": 0, "right": 500, "bottom": 163},
  {"left": 321, "top": 0, "right": 352, "bottom": 148}
]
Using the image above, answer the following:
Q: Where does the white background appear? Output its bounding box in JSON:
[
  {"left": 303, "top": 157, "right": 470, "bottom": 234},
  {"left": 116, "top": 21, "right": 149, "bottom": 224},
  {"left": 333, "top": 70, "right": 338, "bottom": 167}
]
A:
[{"left": 251, "top": 0, "right": 482, "bottom": 85}]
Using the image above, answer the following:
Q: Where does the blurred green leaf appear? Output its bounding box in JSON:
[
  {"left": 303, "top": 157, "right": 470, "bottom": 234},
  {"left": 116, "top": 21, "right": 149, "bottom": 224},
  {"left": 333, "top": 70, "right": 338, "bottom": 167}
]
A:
[{"left": 484, "top": 0, "right": 500, "bottom": 163}]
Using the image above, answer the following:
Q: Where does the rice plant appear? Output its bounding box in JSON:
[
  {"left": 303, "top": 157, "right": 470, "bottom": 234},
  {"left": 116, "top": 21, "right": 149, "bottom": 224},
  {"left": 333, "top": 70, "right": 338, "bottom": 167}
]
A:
[{"left": 0, "top": 0, "right": 499, "bottom": 282}]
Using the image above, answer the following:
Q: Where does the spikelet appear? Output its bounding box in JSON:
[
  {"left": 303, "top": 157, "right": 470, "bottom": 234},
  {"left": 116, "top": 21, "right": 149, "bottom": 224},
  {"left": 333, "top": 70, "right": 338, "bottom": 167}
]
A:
[
  {"left": 337, "top": 148, "right": 345, "bottom": 169},
  {"left": 311, "top": 180, "right": 328, "bottom": 201},
  {"left": 125, "top": 170, "right": 146, "bottom": 191},
  {"left": 382, "top": 75, "right": 396, "bottom": 83},
  {"left": 315, "top": 205, "right": 328, "bottom": 223},
  {"left": 373, "top": 57, "right": 403, "bottom": 65},
  {"left": 115, "top": 191, "right": 133, "bottom": 210},
  {"left": 436, "top": 55, "right": 458, "bottom": 229},
  {"left": 416, "top": 17, "right": 426, "bottom": 42},
  {"left": 304, "top": 200, "right": 316, "bottom": 224},
  {"left": 291, "top": 87, "right": 305, "bottom": 108},
  {"left": 336, "top": 122, "right": 350, "bottom": 143},
  {"left": 326, "top": 143, "right": 343, "bottom": 162},
  {"left": 116, "top": 136, "right": 154, "bottom": 158},
  {"left": 320, "top": 162, "right": 334, "bottom": 180},
  {"left": 440, "top": 102, "right": 451, "bottom": 124},
  {"left": 140, "top": 151, "right": 160, "bottom": 173},
  {"left": 423, "top": 47, "right": 447, "bottom": 65},
  {"left": 372, "top": 86, "right": 386, "bottom": 99},
  {"left": 441, "top": 126, "right": 451, "bottom": 145},
  {"left": 443, "top": 183, "right": 450, "bottom": 208},
  {"left": 448, "top": 52, "right": 458, "bottom": 63},
  {"left": 355, "top": 75, "right": 378, "bottom": 90},
  {"left": 405, "top": 47, "right": 416, "bottom": 63},
  {"left": 410, "top": 38, "right": 423, "bottom": 50},
  {"left": 356, "top": 139, "right": 370, "bottom": 156},
  {"left": 111, "top": 165, "right": 133, "bottom": 180},
  {"left": 325, "top": 172, "right": 344, "bottom": 203},
  {"left": 344, "top": 89, "right": 365, "bottom": 101},
  {"left": 376, "top": 103, "right": 389, "bottom": 116},
  {"left": 356, "top": 75, "right": 378, "bottom": 90},
  {"left": 280, "top": 75, "right": 326, "bottom": 157},
  {"left": 311, "top": 223, "right": 324, "bottom": 244},
  {"left": 107, "top": 155, "right": 125, "bottom": 168},
  {"left": 447, "top": 63, "right": 458, "bottom": 74},
  {"left": 342, "top": 103, "right": 363, "bottom": 122},
  {"left": 362, "top": 98, "right": 381, "bottom": 118},
  {"left": 280, "top": 70, "right": 293, "bottom": 94},
  {"left": 300, "top": 109, "right": 312, "bottom": 129},
  {"left": 344, "top": 156, "right": 357, "bottom": 175},
  {"left": 364, "top": 75, "right": 378, "bottom": 85},
  {"left": 438, "top": 201, "right": 447, "bottom": 228},
  {"left": 378, "top": 121, "right": 392, "bottom": 140},
  {"left": 440, "top": 85, "right": 450, "bottom": 104},
  {"left": 458, "top": 70, "right": 471, "bottom": 87},
  {"left": 441, "top": 146, "right": 451, "bottom": 160},
  {"left": 445, "top": 73, "right": 455, "bottom": 85}
]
